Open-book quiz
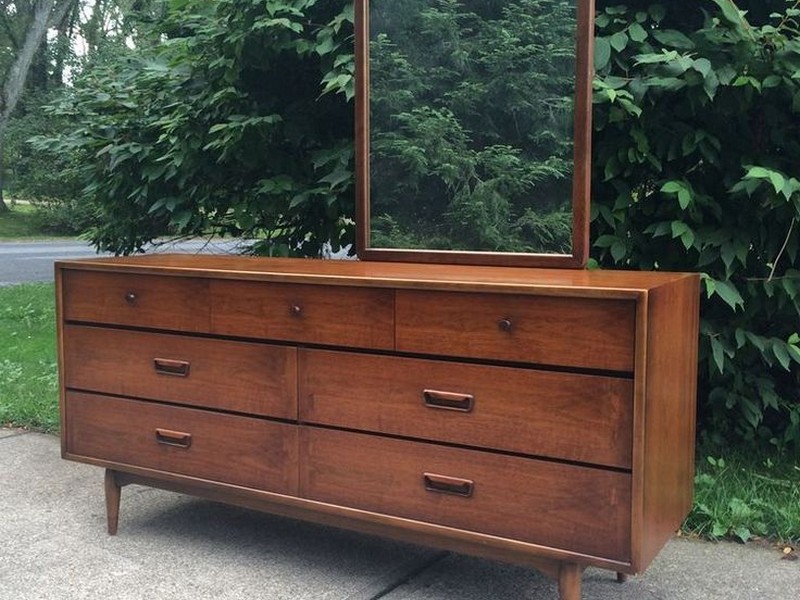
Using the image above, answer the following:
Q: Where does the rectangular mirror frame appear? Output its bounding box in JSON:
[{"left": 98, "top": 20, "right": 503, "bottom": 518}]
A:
[{"left": 355, "top": 0, "right": 595, "bottom": 268}]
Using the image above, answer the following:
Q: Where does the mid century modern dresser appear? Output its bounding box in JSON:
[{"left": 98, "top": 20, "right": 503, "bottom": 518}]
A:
[{"left": 56, "top": 254, "right": 699, "bottom": 599}]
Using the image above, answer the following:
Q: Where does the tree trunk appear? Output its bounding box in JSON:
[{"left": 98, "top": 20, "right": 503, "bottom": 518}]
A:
[
  {"left": 0, "top": 0, "right": 78, "bottom": 210},
  {"left": 0, "top": 135, "right": 7, "bottom": 213}
]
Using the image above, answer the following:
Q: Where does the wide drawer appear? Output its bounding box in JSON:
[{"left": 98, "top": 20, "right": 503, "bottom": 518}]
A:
[
  {"left": 210, "top": 280, "right": 394, "bottom": 349},
  {"left": 298, "top": 349, "right": 632, "bottom": 468},
  {"left": 395, "top": 290, "right": 636, "bottom": 372},
  {"left": 60, "top": 270, "right": 211, "bottom": 333},
  {"left": 65, "top": 392, "right": 298, "bottom": 494},
  {"left": 300, "top": 428, "right": 631, "bottom": 562},
  {"left": 63, "top": 325, "right": 297, "bottom": 419}
]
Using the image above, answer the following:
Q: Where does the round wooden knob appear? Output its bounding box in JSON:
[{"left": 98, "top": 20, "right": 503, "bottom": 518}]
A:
[
  {"left": 498, "top": 318, "right": 513, "bottom": 332},
  {"left": 124, "top": 291, "right": 137, "bottom": 304},
  {"left": 289, "top": 303, "right": 303, "bottom": 317}
]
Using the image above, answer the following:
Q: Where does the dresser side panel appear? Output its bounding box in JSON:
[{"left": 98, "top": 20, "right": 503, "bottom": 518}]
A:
[{"left": 638, "top": 276, "right": 700, "bottom": 570}]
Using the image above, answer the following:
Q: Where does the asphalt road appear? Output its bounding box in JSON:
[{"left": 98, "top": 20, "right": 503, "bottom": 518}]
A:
[{"left": 0, "top": 239, "right": 244, "bottom": 286}]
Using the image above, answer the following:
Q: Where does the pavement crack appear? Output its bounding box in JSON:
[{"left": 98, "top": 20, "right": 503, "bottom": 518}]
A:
[
  {"left": 639, "top": 586, "right": 666, "bottom": 600},
  {"left": 363, "top": 551, "right": 450, "bottom": 600}
]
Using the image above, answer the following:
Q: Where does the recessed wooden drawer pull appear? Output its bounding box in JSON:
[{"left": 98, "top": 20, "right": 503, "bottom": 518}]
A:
[
  {"left": 423, "top": 473, "right": 474, "bottom": 498},
  {"left": 423, "top": 389, "right": 474, "bottom": 412},
  {"left": 155, "top": 428, "right": 192, "bottom": 449},
  {"left": 153, "top": 358, "right": 191, "bottom": 377}
]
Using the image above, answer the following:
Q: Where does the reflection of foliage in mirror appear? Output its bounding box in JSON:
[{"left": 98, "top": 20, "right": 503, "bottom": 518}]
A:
[{"left": 369, "top": 0, "right": 577, "bottom": 253}]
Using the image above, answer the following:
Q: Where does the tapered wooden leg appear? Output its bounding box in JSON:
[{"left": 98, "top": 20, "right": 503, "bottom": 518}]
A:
[
  {"left": 104, "top": 469, "right": 121, "bottom": 536},
  {"left": 617, "top": 572, "right": 629, "bottom": 583},
  {"left": 557, "top": 562, "right": 583, "bottom": 600}
]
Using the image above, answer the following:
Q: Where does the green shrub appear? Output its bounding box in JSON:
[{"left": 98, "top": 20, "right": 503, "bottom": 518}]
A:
[
  {"left": 5, "top": 93, "right": 91, "bottom": 235},
  {"left": 592, "top": 0, "right": 800, "bottom": 449},
  {"left": 29, "top": 197, "right": 95, "bottom": 235},
  {"left": 33, "top": 0, "right": 355, "bottom": 256},
  {"left": 30, "top": 0, "right": 800, "bottom": 451}
]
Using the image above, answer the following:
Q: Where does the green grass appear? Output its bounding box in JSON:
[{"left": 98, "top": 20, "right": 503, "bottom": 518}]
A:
[
  {"left": 0, "top": 203, "right": 52, "bottom": 239},
  {"left": 0, "top": 282, "right": 798, "bottom": 543},
  {"left": 684, "top": 449, "right": 800, "bottom": 544},
  {"left": 0, "top": 282, "right": 59, "bottom": 431}
]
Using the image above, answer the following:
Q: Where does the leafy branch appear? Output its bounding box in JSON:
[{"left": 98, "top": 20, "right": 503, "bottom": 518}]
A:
[{"left": 593, "top": 0, "right": 800, "bottom": 450}]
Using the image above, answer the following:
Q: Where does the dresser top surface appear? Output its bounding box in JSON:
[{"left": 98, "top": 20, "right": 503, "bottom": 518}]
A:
[{"left": 55, "top": 254, "right": 696, "bottom": 297}]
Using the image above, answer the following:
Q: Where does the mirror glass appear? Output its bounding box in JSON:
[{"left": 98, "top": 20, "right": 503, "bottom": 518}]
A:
[{"left": 357, "top": 0, "right": 592, "bottom": 267}]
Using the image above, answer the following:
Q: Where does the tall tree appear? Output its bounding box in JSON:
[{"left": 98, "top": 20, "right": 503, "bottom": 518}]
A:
[{"left": 0, "top": 0, "right": 78, "bottom": 212}]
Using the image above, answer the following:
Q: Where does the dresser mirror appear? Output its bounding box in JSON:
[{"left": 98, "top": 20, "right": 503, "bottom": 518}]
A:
[{"left": 355, "top": 0, "right": 594, "bottom": 268}]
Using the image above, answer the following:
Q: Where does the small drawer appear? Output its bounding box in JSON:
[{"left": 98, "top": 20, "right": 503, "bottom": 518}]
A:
[
  {"left": 396, "top": 290, "right": 636, "bottom": 372},
  {"left": 63, "top": 325, "right": 297, "bottom": 419},
  {"left": 299, "top": 349, "right": 632, "bottom": 468},
  {"left": 300, "top": 428, "right": 631, "bottom": 562},
  {"left": 65, "top": 392, "right": 298, "bottom": 494},
  {"left": 210, "top": 280, "right": 394, "bottom": 350},
  {"left": 61, "top": 270, "right": 211, "bottom": 333}
]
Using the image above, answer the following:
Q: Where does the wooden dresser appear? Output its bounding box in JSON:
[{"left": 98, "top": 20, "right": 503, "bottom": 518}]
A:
[{"left": 56, "top": 254, "right": 699, "bottom": 599}]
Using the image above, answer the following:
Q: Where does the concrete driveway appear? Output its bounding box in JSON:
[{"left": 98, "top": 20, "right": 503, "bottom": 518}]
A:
[{"left": 1, "top": 429, "right": 797, "bottom": 600}]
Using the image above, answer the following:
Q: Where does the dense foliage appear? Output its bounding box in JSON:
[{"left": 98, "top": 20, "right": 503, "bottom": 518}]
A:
[
  {"left": 593, "top": 0, "right": 800, "bottom": 449},
  {"left": 0, "top": 0, "right": 80, "bottom": 211},
  {"left": 369, "top": 0, "right": 575, "bottom": 253},
  {"left": 35, "top": 0, "right": 355, "bottom": 255},
  {"left": 30, "top": 0, "right": 800, "bottom": 451},
  {"left": 0, "top": 3, "right": 105, "bottom": 204},
  {"left": 6, "top": 91, "right": 88, "bottom": 233},
  {"left": 5, "top": 1, "right": 167, "bottom": 231}
]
